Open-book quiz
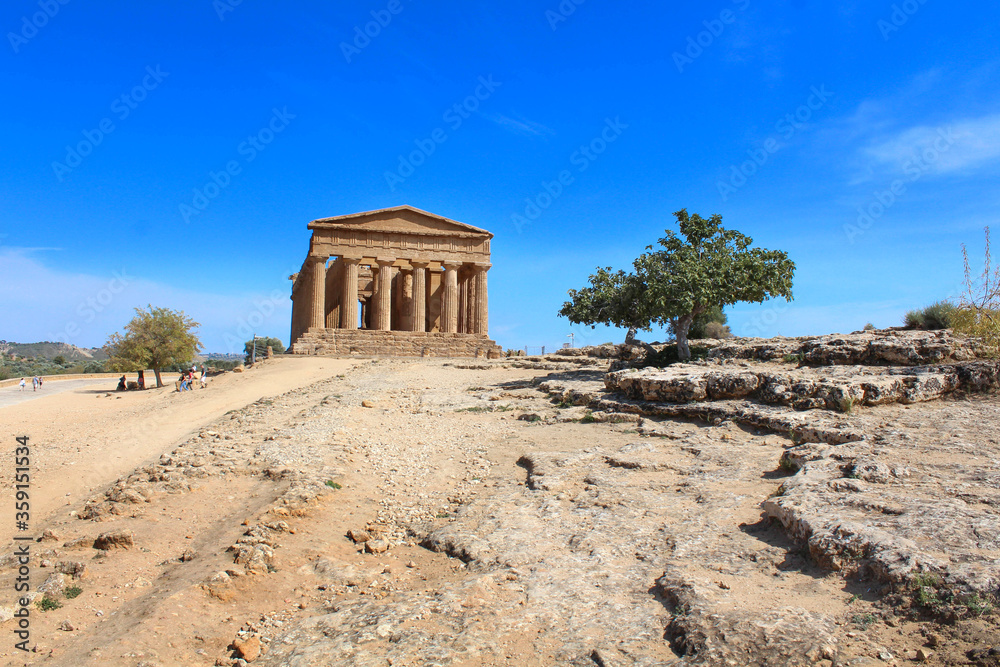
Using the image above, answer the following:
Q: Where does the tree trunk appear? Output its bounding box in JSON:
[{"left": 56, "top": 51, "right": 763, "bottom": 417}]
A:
[
  {"left": 153, "top": 368, "right": 163, "bottom": 388},
  {"left": 675, "top": 314, "right": 695, "bottom": 361},
  {"left": 625, "top": 327, "right": 638, "bottom": 344}
]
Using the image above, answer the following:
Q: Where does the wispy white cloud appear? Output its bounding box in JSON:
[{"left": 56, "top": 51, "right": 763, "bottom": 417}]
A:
[
  {"left": 485, "top": 112, "right": 555, "bottom": 137},
  {"left": 0, "top": 248, "right": 290, "bottom": 354},
  {"left": 863, "top": 114, "right": 1000, "bottom": 175}
]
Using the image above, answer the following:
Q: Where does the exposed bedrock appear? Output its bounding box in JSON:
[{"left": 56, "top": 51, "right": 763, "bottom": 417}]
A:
[{"left": 606, "top": 360, "right": 1000, "bottom": 411}]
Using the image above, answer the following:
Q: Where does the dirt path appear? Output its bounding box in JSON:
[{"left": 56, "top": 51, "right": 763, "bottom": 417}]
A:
[{"left": 0, "top": 357, "right": 354, "bottom": 529}]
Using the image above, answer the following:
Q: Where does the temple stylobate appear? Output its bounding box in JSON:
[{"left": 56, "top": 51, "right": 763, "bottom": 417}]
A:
[{"left": 289, "top": 206, "right": 502, "bottom": 358}]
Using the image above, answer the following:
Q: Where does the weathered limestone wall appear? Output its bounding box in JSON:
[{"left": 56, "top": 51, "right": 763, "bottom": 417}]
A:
[{"left": 290, "top": 329, "right": 502, "bottom": 359}]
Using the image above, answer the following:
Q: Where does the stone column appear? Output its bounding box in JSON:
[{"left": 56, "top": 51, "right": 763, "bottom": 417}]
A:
[
  {"left": 410, "top": 261, "right": 428, "bottom": 332},
  {"left": 373, "top": 259, "right": 395, "bottom": 331},
  {"left": 458, "top": 272, "right": 468, "bottom": 334},
  {"left": 442, "top": 262, "right": 460, "bottom": 333},
  {"left": 467, "top": 267, "right": 478, "bottom": 334},
  {"left": 399, "top": 270, "right": 413, "bottom": 331},
  {"left": 326, "top": 260, "right": 341, "bottom": 329},
  {"left": 289, "top": 292, "right": 300, "bottom": 345},
  {"left": 474, "top": 264, "right": 490, "bottom": 335},
  {"left": 339, "top": 258, "right": 360, "bottom": 330},
  {"left": 309, "top": 256, "right": 327, "bottom": 330}
]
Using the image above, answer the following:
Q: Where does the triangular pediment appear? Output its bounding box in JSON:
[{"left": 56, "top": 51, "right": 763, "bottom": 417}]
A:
[{"left": 309, "top": 206, "right": 491, "bottom": 238}]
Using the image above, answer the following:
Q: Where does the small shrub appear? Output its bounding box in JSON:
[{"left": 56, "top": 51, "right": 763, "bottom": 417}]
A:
[
  {"left": 64, "top": 586, "right": 83, "bottom": 599},
  {"left": 959, "top": 593, "right": 995, "bottom": 617},
  {"left": 37, "top": 596, "right": 62, "bottom": 612},
  {"left": 782, "top": 353, "right": 804, "bottom": 364},
  {"left": 778, "top": 455, "right": 797, "bottom": 473},
  {"left": 851, "top": 612, "right": 877, "bottom": 629},
  {"left": 904, "top": 301, "right": 957, "bottom": 330},
  {"left": 580, "top": 411, "right": 596, "bottom": 424},
  {"left": 325, "top": 480, "right": 342, "bottom": 490},
  {"left": 863, "top": 323, "right": 875, "bottom": 331},
  {"left": 435, "top": 512, "right": 451, "bottom": 519},
  {"left": 703, "top": 321, "right": 733, "bottom": 339},
  {"left": 911, "top": 572, "right": 943, "bottom": 608},
  {"left": 839, "top": 396, "right": 855, "bottom": 414}
]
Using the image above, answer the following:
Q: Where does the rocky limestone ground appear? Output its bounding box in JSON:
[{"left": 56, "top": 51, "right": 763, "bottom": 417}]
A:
[{"left": 0, "top": 331, "right": 998, "bottom": 666}]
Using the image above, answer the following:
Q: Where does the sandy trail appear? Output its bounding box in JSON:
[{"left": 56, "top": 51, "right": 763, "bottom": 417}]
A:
[{"left": 0, "top": 357, "right": 353, "bottom": 529}]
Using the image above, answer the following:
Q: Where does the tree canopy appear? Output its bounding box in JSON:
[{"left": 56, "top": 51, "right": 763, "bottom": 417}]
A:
[
  {"left": 104, "top": 306, "right": 202, "bottom": 387},
  {"left": 559, "top": 209, "right": 795, "bottom": 359},
  {"left": 244, "top": 336, "right": 285, "bottom": 363}
]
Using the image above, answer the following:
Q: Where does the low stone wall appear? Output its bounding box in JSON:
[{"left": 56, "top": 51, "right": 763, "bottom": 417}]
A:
[{"left": 290, "top": 329, "right": 503, "bottom": 359}]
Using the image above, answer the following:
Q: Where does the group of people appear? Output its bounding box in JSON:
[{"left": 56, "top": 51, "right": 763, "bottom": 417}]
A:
[
  {"left": 178, "top": 365, "right": 207, "bottom": 392},
  {"left": 116, "top": 371, "right": 145, "bottom": 391},
  {"left": 17, "top": 376, "right": 43, "bottom": 391}
]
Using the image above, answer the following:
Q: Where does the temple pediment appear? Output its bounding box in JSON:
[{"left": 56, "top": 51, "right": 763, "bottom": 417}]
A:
[{"left": 309, "top": 205, "right": 492, "bottom": 239}]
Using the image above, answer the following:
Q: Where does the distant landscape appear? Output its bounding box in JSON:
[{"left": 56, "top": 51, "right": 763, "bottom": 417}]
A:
[{"left": 0, "top": 340, "right": 245, "bottom": 380}]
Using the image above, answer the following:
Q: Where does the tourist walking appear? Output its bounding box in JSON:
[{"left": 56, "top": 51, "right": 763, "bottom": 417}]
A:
[
  {"left": 18, "top": 378, "right": 25, "bottom": 391},
  {"left": 32, "top": 377, "right": 38, "bottom": 391}
]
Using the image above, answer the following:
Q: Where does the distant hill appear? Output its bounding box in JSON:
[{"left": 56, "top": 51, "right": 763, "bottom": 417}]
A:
[{"left": 0, "top": 340, "right": 109, "bottom": 361}]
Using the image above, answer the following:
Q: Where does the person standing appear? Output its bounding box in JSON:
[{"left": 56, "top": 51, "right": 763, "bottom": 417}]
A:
[{"left": 32, "top": 377, "right": 38, "bottom": 391}]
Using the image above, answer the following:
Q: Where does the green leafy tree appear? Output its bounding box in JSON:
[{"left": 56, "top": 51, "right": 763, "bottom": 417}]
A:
[
  {"left": 104, "top": 306, "right": 202, "bottom": 388},
  {"left": 53, "top": 355, "right": 66, "bottom": 366},
  {"left": 560, "top": 209, "right": 795, "bottom": 360},
  {"left": 558, "top": 267, "right": 651, "bottom": 344},
  {"left": 244, "top": 336, "right": 285, "bottom": 363}
]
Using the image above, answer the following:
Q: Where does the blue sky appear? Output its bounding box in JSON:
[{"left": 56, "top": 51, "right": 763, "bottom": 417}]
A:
[{"left": 2, "top": 0, "right": 999, "bottom": 353}]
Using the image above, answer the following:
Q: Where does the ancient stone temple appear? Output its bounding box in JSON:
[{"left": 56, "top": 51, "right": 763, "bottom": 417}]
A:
[{"left": 289, "top": 206, "right": 502, "bottom": 358}]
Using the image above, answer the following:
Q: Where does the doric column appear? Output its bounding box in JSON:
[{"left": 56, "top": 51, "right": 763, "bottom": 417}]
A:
[
  {"left": 308, "top": 256, "right": 327, "bottom": 330},
  {"left": 474, "top": 263, "right": 490, "bottom": 335},
  {"left": 458, "top": 272, "right": 468, "bottom": 334},
  {"left": 339, "top": 258, "right": 360, "bottom": 330},
  {"left": 374, "top": 259, "right": 394, "bottom": 331},
  {"left": 326, "top": 260, "right": 341, "bottom": 329},
  {"left": 442, "top": 262, "right": 461, "bottom": 333},
  {"left": 467, "top": 267, "right": 478, "bottom": 333},
  {"left": 289, "top": 292, "right": 300, "bottom": 344},
  {"left": 410, "top": 261, "right": 428, "bottom": 332}
]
